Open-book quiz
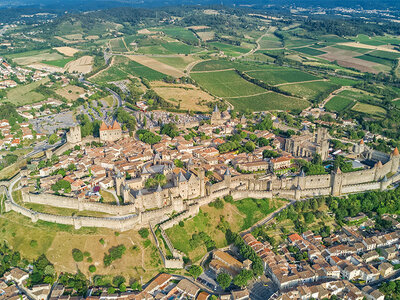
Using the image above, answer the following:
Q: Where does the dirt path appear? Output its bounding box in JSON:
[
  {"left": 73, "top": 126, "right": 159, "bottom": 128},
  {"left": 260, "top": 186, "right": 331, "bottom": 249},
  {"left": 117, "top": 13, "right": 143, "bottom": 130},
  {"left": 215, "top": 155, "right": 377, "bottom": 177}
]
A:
[
  {"left": 275, "top": 78, "right": 328, "bottom": 87},
  {"left": 190, "top": 68, "right": 235, "bottom": 74},
  {"left": 225, "top": 91, "right": 271, "bottom": 99},
  {"left": 185, "top": 59, "right": 208, "bottom": 74},
  {"left": 319, "top": 86, "right": 350, "bottom": 108},
  {"left": 88, "top": 56, "right": 116, "bottom": 80},
  {"left": 121, "top": 37, "right": 130, "bottom": 52}
]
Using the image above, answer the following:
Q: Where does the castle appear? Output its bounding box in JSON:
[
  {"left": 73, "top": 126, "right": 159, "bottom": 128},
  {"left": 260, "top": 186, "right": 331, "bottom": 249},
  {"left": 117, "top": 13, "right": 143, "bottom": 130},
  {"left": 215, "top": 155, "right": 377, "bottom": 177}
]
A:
[
  {"left": 66, "top": 125, "right": 82, "bottom": 144},
  {"left": 284, "top": 127, "right": 330, "bottom": 161},
  {"left": 99, "top": 120, "right": 122, "bottom": 142}
]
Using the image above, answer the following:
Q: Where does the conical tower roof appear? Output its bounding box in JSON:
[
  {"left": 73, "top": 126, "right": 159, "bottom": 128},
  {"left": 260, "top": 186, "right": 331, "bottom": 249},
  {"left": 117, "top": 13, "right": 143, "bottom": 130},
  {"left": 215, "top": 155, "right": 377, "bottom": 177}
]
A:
[
  {"left": 393, "top": 147, "right": 399, "bottom": 156},
  {"left": 224, "top": 168, "right": 231, "bottom": 176},
  {"left": 156, "top": 184, "right": 162, "bottom": 192}
]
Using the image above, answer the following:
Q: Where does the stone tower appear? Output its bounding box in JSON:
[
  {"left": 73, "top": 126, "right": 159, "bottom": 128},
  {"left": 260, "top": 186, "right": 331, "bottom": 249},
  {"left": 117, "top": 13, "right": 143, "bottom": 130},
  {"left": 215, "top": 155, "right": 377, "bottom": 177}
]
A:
[
  {"left": 67, "top": 125, "right": 82, "bottom": 144},
  {"left": 331, "top": 167, "right": 343, "bottom": 196},
  {"left": 115, "top": 170, "right": 125, "bottom": 196},
  {"left": 391, "top": 147, "right": 400, "bottom": 173},
  {"left": 211, "top": 105, "right": 222, "bottom": 125},
  {"left": 224, "top": 168, "right": 232, "bottom": 189}
]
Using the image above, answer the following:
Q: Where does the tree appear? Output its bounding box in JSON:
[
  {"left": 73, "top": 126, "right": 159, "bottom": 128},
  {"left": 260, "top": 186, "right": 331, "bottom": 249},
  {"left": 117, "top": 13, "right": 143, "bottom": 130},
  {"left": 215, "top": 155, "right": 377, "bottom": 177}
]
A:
[
  {"left": 72, "top": 249, "right": 84, "bottom": 262},
  {"left": 188, "top": 265, "right": 203, "bottom": 279},
  {"left": 233, "top": 269, "right": 253, "bottom": 288},
  {"left": 48, "top": 133, "right": 59, "bottom": 145},
  {"left": 217, "top": 273, "right": 232, "bottom": 290},
  {"left": 89, "top": 265, "right": 96, "bottom": 273},
  {"left": 138, "top": 228, "right": 149, "bottom": 239},
  {"left": 131, "top": 281, "right": 142, "bottom": 291},
  {"left": 112, "top": 275, "right": 126, "bottom": 287}
]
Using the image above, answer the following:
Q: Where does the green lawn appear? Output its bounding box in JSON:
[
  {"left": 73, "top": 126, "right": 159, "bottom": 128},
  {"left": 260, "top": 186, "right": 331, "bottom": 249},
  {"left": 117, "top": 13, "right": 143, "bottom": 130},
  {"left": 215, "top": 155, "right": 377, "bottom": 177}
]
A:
[
  {"left": 325, "top": 96, "right": 354, "bottom": 112},
  {"left": 42, "top": 57, "right": 74, "bottom": 68},
  {"left": 245, "top": 68, "right": 320, "bottom": 85},
  {"left": 294, "top": 47, "right": 326, "bottom": 56},
  {"left": 191, "top": 69, "right": 266, "bottom": 97},
  {"left": 227, "top": 92, "right": 309, "bottom": 112}
]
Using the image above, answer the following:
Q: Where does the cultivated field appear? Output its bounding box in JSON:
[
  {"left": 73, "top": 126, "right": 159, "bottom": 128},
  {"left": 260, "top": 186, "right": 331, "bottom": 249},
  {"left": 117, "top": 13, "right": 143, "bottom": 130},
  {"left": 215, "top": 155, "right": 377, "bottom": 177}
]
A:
[
  {"left": 325, "top": 96, "right": 355, "bottom": 112},
  {"left": 65, "top": 56, "right": 93, "bottom": 74},
  {"left": 279, "top": 81, "right": 339, "bottom": 100},
  {"left": 196, "top": 31, "right": 215, "bottom": 42},
  {"left": 351, "top": 102, "right": 387, "bottom": 117},
  {"left": 245, "top": 68, "right": 321, "bottom": 85},
  {"left": 152, "top": 56, "right": 198, "bottom": 71},
  {"left": 227, "top": 92, "right": 309, "bottom": 112},
  {"left": 53, "top": 46, "right": 80, "bottom": 56},
  {"left": 126, "top": 55, "right": 184, "bottom": 77},
  {"left": 92, "top": 56, "right": 166, "bottom": 84},
  {"left": 191, "top": 70, "right": 266, "bottom": 98},
  {"left": 151, "top": 81, "right": 216, "bottom": 112},
  {"left": 209, "top": 42, "right": 250, "bottom": 57}
]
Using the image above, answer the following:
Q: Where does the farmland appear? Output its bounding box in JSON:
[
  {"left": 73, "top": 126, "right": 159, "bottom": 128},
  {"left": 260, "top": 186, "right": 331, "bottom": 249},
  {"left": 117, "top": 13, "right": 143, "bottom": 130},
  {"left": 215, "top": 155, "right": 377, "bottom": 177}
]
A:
[
  {"left": 325, "top": 96, "right": 354, "bottom": 112},
  {"left": 351, "top": 102, "right": 387, "bottom": 118},
  {"left": 244, "top": 68, "right": 321, "bottom": 85},
  {"left": 227, "top": 93, "right": 309, "bottom": 112},
  {"left": 191, "top": 70, "right": 266, "bottom": 98},
  {"left": 42, "top": 57, "right": 74, "bottom": 68},
  {"left": 279, "top": 81, "right": 339, "bottom": 101},
  {"left": 92, "top": 56, "right": 166, "bottom": 84}
]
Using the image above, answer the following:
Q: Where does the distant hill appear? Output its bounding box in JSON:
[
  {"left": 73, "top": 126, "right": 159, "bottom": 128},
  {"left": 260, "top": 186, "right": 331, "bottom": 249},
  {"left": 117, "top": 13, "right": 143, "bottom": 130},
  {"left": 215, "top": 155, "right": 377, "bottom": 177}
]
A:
[{"left": 1, "top": 0, "right": 400, "bottom": 10}]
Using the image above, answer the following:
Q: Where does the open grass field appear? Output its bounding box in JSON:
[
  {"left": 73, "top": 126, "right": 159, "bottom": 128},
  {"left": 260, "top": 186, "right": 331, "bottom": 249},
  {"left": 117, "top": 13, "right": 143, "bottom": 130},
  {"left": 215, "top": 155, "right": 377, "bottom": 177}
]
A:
[
  {"left": 285, "top": 38, "right": 314, "bottom": 48},
  {"left": 151, "top": 81, "right": 216, "bottom": 112},
  {"left": 227, "top": 92, "right": 309, "bottom": 112},
  {"left": 55, "top": 85, "right": 86, "bottom": 101},
  {"left": 192, "top": 60, "right": 237, "bottom": 72},
  {"left": 0, "top": 211, "right": 161, "bottom": 282},
  {"left": 5, "top": 78, "right": 49, "bottom": 106},
  {"left": 10, "top": 50, "right": 64, "bottom": 66},
  {"left": 351, "top": 102, "right": 386, "bottom": 117},
  {"left": 191, "top": 70, "right": 266, "bottom": 98},
  {"left": 126, "top": 55, "right": 184, "bottom": 77},
  {"left": 161, "top": 42, "right": 200, "bottom": 55},
  {"left": 294, "top": 47, "right": 326, "bottom": 56},
  {"left": 92, "top": 56, "right": 166, "bottom": 83},
  {"left": 166, "top": 198, "right": 284, "bottom": 262},
  {"left": 245, "top": 68, "right": 320, "bottom": 85},
  {"left": 279, "top": 80, "right": 338, "bottom": 100},
  {"left": 325, "top": 96, "right": 354, "bottom": 112}
]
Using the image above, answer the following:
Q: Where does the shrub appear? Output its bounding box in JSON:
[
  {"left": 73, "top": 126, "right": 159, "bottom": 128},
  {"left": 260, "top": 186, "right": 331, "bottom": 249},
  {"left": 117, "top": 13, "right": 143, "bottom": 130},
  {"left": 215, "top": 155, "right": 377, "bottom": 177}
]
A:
[
  {"left": 112, "top": 275, "right": 126, "bottom": 287},
  {"left": 107, "top": 287, "right": 115, "bottom": 294},
  {"left": 83, "top": 251, "right": 90, "bottom": 257},
  {"left": 138, "top": 228, "right": 149, "bottom": 239},
  {"left": 99, "top": 238, "right": 105, "bottom": 245},
  {"left": 30, "top": 240, "right": 38, "bottom": 247},
  {"left": 179, "top": 221, "right": 184, "bottom": 227},
  {"left": 72, "top": 248, "right": 84, "bottom": 262},
  {"left": 89, "top": 265, "right": 96, "bottom": 273},
  {"left": 103, "top": 244, "right": 126, "bottom": 267},
  {"left": 87, "top": 257, "right": 93, "bottom": 263}
]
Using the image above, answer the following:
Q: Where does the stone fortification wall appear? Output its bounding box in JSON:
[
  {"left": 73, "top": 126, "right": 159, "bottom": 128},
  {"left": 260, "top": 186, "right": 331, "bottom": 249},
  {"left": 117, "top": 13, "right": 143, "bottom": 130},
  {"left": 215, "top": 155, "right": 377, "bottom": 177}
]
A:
[{"left": 341, "top": 182, "right": 381, "bottom": 194}]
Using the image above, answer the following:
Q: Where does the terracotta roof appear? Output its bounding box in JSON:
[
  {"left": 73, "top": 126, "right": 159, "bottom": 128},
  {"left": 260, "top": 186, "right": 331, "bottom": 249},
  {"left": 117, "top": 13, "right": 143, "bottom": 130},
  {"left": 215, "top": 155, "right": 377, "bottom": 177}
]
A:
[
  {"left": 112, "top": 120, "right": 121, "bottom": 130},
  {"left": 100, "top": 121, "right": 108, "bottom": 131},
  {"left": 393, "top": 147, "right": 399, "bottom": 156}
]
